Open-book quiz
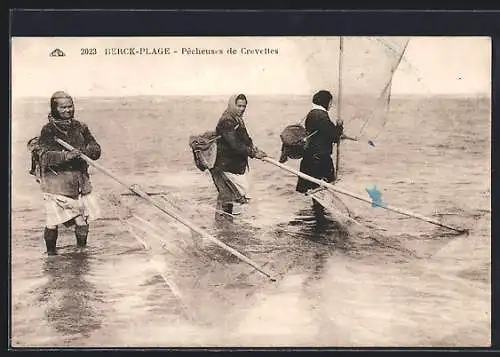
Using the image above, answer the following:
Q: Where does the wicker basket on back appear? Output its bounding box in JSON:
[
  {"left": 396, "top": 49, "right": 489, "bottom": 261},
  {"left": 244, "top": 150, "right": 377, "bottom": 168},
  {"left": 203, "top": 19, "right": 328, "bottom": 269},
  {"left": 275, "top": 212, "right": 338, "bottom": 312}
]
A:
[{"left": 188, "top": 131, "right": 219, "bottom": 172}]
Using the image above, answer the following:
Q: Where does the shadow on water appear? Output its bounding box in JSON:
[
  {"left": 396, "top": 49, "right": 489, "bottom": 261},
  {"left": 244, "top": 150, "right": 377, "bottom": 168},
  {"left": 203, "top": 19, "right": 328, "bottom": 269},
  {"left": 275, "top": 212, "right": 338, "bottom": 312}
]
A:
[
  {"left": 281, "top": 204, "right": 353, "bottom": 279},
  {"left": 297, "top": 209, "right": 350, "bottom": 246},
  {"left": 195, "top": 200, "right": 355, "bottom": 282},
  {"left": 284, "top": 201, "right": 352, "bottom": 245},
  {"left": 38, "top": 250, "right": 104, "bottom": 340}
]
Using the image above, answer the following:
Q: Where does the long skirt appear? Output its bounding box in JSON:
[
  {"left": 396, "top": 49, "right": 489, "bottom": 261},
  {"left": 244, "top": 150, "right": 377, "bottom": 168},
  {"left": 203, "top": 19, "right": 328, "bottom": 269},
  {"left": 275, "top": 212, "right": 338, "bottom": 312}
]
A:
[
  {"left": 296, "top": 154, "right": 335, "bottom": 193},
  {"left": 209, "top": 168, "right": 249, "bottom": 205}
]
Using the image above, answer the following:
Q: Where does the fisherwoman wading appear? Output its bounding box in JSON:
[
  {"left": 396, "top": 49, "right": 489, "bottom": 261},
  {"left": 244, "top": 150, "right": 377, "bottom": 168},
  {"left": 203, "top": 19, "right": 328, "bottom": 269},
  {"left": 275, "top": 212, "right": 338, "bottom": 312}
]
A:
[
  {"left": 294, "top": 90, "right": 344, "bottom": 217},
  {"left": 31, "top": 91, "right": 102, "bottom": 255},
  {"left": 210, "top": 94, "right": 267, "bottom": 220}
]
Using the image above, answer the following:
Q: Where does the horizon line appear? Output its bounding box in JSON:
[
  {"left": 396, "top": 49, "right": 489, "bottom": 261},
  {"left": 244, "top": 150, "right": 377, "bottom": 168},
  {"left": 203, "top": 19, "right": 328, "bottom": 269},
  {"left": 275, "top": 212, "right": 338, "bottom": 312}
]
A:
[{"left": 12, "top": 93, "right": 491, "bottom": 100}]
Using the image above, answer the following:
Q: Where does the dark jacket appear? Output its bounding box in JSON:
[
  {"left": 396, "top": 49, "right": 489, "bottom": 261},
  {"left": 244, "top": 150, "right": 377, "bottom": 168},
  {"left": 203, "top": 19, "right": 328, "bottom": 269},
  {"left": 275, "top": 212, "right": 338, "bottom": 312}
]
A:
[
  {"left": 214, "top": 115, "right": 256, "bottom": 175},
  {"left": 296, "top": 108, "right": 343, "bottom": 193},
  {"left": 38, "top": 119, "right": 101, "bottom": 197},
  {"left": 303, "top": 109, "right": 343, "bottom": 158}
]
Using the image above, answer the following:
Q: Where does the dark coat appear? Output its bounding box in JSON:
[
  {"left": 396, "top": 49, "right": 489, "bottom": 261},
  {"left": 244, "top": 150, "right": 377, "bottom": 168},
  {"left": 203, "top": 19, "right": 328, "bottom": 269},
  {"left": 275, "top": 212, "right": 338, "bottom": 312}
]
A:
[
  {"left": 296, "top": 108, "right": 343, "bottom": 193},
  {"left": 213, "top": 115, "right": 255, "bottom": 175},
  {"left": 38, "top": 119, "right": 101, "bottom": 197}
]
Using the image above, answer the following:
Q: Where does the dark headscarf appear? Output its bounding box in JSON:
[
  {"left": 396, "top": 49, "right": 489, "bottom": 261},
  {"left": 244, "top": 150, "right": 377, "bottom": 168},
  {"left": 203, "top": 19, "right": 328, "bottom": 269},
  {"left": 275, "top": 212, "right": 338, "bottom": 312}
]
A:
[{"left": 312, "top": 90, "right": 333, "bottom": 110}]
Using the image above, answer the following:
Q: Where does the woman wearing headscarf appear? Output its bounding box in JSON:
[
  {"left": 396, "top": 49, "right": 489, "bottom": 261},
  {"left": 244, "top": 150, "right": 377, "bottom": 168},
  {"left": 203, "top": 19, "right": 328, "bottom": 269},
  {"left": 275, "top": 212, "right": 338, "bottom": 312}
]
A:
[
  {"left": 296, "top": 90, "right": 344, "bottom": 216},
  {"left": 36, "top": 91, "right": 102, "bottom": 255},
  {"left": 209, "top": 94, "right": 267, "bottom": 220}
]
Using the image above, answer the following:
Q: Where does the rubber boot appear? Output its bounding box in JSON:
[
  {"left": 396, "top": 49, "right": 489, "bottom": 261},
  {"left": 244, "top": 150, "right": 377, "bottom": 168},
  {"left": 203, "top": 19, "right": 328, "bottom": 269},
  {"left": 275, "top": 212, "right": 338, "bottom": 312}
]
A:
[
  {"left": 75, "top": 224, "right": 89, "bottom": 248},
  {"left": 44, "top": 227, "right": 58, "bottom": 256},
  {"left": 312, "top": 199, "right": 327, "bottom": 224},
  {"left": 215, "top": 200, "right": 233, "bottom": 226},
  {"left": 222, "top": 203, "right": 233, "bottom": 215}
]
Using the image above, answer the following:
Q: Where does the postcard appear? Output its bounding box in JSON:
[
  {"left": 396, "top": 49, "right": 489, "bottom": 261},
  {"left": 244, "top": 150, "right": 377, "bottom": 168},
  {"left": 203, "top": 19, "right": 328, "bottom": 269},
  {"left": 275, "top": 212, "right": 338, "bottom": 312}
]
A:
[{"left": 10, "top": 35, "right": 491, "bottom": 348}]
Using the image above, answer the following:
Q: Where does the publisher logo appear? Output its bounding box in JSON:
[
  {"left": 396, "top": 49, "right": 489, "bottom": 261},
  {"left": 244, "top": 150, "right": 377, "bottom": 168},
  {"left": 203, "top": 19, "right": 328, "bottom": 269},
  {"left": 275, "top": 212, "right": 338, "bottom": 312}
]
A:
[{"left": 49, "top": 48, "right": 66, "bottom": 57}]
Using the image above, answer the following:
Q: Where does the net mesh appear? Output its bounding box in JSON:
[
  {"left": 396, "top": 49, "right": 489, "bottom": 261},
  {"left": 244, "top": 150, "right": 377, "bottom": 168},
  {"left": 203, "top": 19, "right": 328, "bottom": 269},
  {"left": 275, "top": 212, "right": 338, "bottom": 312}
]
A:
[
  {"left": 292, "top": 36, "right": 410, "bottom": 144},
  {"left": 339, "top": 37, "right": 410, "bottom": 143},
  {"left": 93, "top": 189, "right": 270, "bottom": 324}
]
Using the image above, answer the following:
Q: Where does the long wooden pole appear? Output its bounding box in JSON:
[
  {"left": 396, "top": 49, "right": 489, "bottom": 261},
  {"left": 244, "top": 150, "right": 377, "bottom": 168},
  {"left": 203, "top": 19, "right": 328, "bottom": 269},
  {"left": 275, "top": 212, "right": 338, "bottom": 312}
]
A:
[
  {"left": 55, "top": 138, "right": 277, "bottom": 281},
  {"left": 335, "top": 36, "right": 344, "bottom": 178},
  {"left": 262, "top": 157, "right": 466, "bottom": 233}
]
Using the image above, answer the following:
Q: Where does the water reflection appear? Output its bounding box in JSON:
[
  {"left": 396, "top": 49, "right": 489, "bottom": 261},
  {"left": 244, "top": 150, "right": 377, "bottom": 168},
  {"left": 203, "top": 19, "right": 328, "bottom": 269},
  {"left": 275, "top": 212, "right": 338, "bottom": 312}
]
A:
[
  {"left": 278, "top": 205, "right": 354, "bottom": 285},
  {"left": 208, "top": 219, "right": 259, "bottom": 263},
  {"left": 39, "top": 250, "right": 103, "bottom": 338},
  {"left": 208, "top": 202, "right": 353, "bottom": 281},
  {"left": 159, "top": 201, "right": 356, "bottom": 327},
  {"left": 292, "top": 206, "right": 351, "bottom": 248}
]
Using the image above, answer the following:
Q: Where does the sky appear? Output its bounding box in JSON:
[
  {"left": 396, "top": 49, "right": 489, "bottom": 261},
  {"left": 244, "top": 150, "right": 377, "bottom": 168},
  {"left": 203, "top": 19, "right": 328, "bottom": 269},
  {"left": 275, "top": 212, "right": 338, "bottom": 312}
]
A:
[{"left": 11, "top": 36, "right": 491, "bottom": 98}]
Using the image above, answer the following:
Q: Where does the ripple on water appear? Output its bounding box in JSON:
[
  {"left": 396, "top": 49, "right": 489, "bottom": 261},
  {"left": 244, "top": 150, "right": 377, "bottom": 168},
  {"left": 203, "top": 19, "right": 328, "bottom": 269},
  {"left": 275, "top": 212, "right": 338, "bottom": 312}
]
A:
[{"left": 11, "top": 96, "right": 490, "bottom": 347}]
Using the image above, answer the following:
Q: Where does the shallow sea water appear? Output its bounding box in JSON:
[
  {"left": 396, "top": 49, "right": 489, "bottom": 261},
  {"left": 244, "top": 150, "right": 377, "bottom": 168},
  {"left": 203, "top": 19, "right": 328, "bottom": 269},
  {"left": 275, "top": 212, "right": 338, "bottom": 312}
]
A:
[{"left": 11, "top": 95, "right": 490, "bottom": 347}]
